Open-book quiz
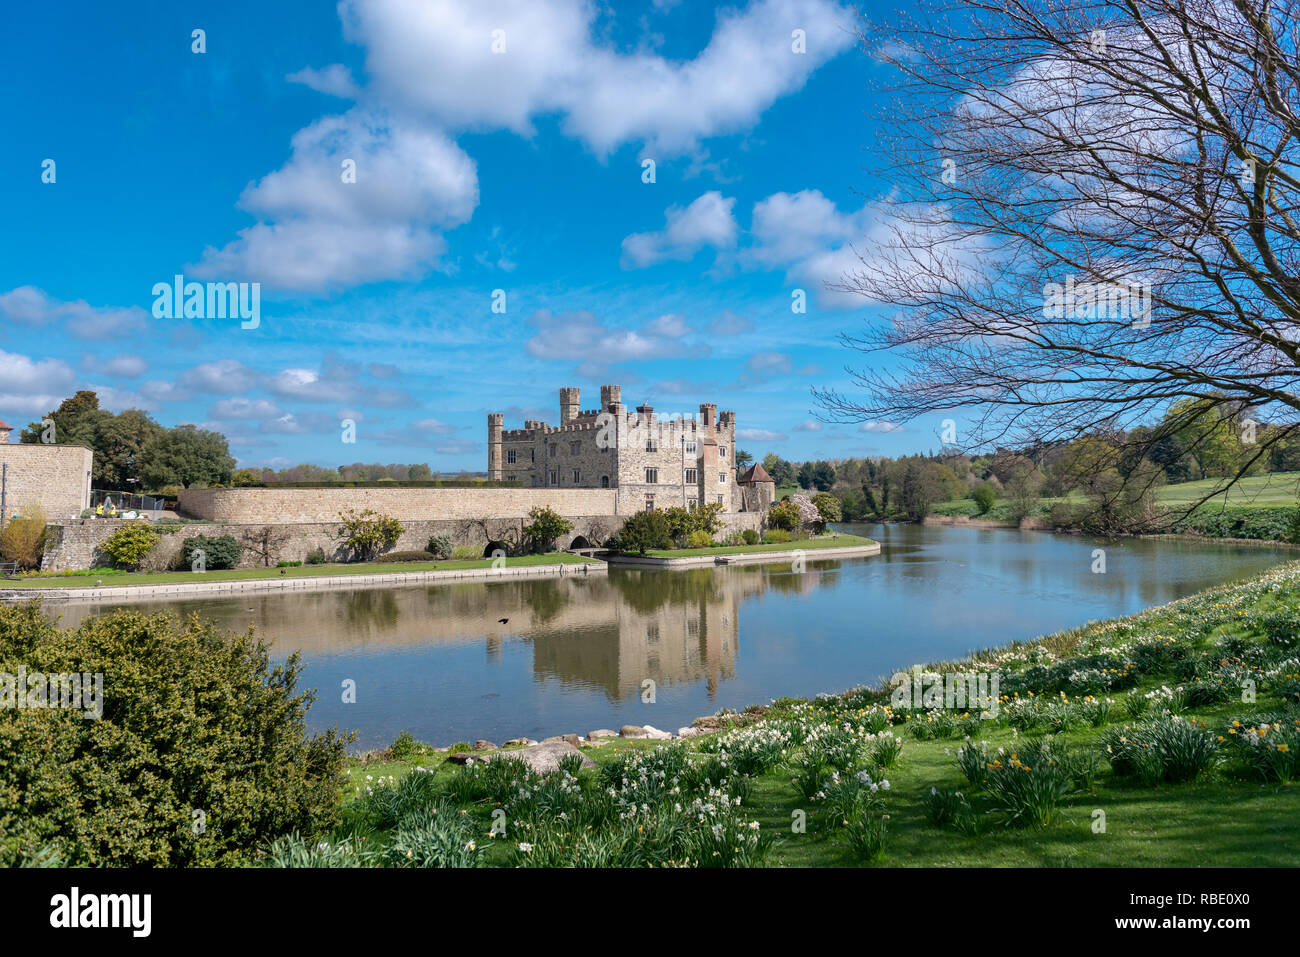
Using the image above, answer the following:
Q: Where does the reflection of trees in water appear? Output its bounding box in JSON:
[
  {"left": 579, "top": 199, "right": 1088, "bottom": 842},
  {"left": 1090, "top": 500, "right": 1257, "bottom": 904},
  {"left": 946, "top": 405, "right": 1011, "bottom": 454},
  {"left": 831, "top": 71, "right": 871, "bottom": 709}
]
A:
[
  {"left": 517, "top": 579, "right": 570, "bottom": 625},
  {"left": 343, "top": 588, "right": 401, "bottom": 630},
  {"left": 608, "top": 567, "right": 723, "bottom": 614}
]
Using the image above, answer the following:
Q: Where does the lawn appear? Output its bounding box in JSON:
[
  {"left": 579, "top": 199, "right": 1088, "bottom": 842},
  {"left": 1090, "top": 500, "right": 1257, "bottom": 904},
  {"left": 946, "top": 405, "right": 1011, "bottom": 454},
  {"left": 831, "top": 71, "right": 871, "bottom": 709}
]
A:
[
  {"left": 302, "top": 559, "right": 1300, "bottom": 868},
  {"left": 1155, "top": 471, "right": 1300, "bottom": 509},
  {"left": 645, "top": 532, "right": 877, "bottom": 558},
  {"left": 6, "top": 553, "right": 599, "bottom": 589}
]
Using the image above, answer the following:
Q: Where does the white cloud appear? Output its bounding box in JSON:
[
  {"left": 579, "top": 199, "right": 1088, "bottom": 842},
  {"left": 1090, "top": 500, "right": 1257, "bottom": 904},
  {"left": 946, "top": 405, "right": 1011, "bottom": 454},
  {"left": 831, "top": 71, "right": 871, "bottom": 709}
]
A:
[
  {"left": 177, "top": 360, "right": 264, "bottom": 395},
  {"left": 84, "top": 354, "right": 150, "bottom": 378},
  {"left": 340, "top": 0, "right": 854, "bottom": 155},
  {"left": 793, "top": 419, "right": 822, "bottom": 431},
  {"left": 286, "top": 64, "right": 361, "bottom": 98},
  {"left": 643, "top": 313, "right": 691, "bottom": 338},
  {"left": 209, "top": 398, "right": 283, "bottom": 420},
  {"left": 193, "top": 108, "right": 479, "bottom": 292},
  {"left": 411, "top": 417, "right": 457, "bottom": 435},
  {"left": 737, "top": 427, "right": 788, "bottom": 441},
  {"left": 0, "top": 286, "right": 149, "bottom": 340},
  {"left": 622, "top": 191, "right": 738, "bottom": 268},
  {"left": 743, "top": 351, "right": 793, "bottom": 378},
  {"left": 859, "top": 421, "right": 904, "bottom": 433},
  {"left": 525, "top": 309, "right": 692, "bottom": 362},
  {"left": 0, "top": 349, "right": 76, "bottom": 415}
]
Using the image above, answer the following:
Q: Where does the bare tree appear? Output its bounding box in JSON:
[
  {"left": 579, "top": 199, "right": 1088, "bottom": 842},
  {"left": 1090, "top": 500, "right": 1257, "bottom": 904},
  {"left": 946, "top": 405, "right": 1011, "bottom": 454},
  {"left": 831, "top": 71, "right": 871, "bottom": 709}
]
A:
[
  {"left": 815, "top": 0, "right": 1300, "bottom": 519},
  {"left": 239, "top": 525, "right": 290, "bottom": 568}
]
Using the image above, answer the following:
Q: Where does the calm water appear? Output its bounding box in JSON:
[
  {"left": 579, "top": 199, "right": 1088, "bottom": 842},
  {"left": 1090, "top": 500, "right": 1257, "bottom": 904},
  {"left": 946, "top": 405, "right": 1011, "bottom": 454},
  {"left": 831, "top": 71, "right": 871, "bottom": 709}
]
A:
[{"left": 54, "top": 524, "right": 1289, "bottom": 749}]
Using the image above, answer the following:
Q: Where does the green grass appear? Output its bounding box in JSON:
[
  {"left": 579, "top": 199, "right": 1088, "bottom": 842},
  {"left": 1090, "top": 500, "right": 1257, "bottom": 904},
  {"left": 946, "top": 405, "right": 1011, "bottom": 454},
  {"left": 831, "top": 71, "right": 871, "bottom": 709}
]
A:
[
  {"left": 319, "top": 560, "right": 1300, "bottom": 868},
  {"left": 645, "top": 532, "right": 876, "bottom": 558},
  {"left": 1155, "top": 471, "right": 1300, "bottom": 508},
  {"left": 7, "top": 553, "right": 598, "bottom": 589}
]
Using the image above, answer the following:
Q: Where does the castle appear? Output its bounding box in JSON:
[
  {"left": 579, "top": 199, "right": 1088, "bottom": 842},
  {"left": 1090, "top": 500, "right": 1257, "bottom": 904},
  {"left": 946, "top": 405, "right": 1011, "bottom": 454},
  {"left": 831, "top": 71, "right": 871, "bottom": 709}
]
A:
[{"left": 488, "top": 385, "right": 773, "bottom": 515}]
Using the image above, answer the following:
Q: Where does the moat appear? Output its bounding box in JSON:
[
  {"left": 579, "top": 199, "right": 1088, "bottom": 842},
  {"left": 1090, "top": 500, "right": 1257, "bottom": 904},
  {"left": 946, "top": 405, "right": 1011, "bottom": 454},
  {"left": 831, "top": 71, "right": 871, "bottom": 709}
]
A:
[{"left": 54, "top": 523, "right": 1290, "bottom": 749}]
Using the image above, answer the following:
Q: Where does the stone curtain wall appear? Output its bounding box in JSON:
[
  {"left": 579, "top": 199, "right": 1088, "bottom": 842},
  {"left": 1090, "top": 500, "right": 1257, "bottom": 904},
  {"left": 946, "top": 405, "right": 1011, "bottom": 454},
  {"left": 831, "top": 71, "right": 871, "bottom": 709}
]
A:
[
  {"left": 177, "top": 486, "right": 620, "bottom": 524},
  {"left": 43, "top": 509, "right": 766, "bottom": 572},
  {"left": 0, "top": 445, "right": 93, "bottom": 521}
]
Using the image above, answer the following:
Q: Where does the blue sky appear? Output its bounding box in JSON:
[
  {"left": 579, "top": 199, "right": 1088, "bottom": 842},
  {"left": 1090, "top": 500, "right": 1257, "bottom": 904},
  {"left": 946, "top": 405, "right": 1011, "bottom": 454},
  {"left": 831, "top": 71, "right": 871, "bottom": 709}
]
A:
[{"left": 0, "top": 0, "right": 949, "bottom": 472}]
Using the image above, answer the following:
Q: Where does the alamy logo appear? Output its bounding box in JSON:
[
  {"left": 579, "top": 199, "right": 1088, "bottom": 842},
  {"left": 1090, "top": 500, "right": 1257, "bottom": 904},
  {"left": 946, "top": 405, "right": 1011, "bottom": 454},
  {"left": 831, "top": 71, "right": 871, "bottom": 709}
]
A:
[
  {"left": 0, "top": 667, "right": 102, "bottom": 719},
  {"left": 49, "top": 887, "right": 151, "bottom": 937},
  {"left": 1041, "top": 274, "right": 1151, "bottom": 326},
  {"left": 889, "top": 665, "right": 1001, "bottom": 717},
  {"left": 152, "top": 273, "right": 260, "bottom": 328}
]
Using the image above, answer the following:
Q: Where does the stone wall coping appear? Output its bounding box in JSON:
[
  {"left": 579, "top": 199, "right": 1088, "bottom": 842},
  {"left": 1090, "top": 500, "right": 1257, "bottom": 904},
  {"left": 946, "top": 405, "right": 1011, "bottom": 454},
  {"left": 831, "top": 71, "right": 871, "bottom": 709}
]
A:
[
  {"left": 0, "top": 560, "right": 608, "bottom": 603},
  {"left": 604, "top": 543, "right": 881, "bottom": 568}
]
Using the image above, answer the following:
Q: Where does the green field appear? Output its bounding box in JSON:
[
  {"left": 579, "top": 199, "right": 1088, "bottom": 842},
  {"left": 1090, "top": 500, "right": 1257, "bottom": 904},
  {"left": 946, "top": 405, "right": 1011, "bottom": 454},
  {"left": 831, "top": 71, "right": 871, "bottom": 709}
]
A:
[
  {"left": 314, "top": 560, "right": 1300, "bottom": 868},
  {"left": 5, "top": 553, "right": 598, "bottom": 589},
  {"left": 1155, "top": 472, "right": 1300, "bottom": 508}
]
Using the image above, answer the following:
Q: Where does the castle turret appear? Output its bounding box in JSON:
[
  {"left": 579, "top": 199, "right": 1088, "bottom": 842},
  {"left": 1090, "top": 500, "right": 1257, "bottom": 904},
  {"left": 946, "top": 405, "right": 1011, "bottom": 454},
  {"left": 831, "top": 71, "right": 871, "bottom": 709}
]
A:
[
  {"left": 0, "top": 420, "right": 11, "bottom": 445},
  {"left": 560, "top": 387, "right": 580, "bottom": 426},
  {"left": 600, "top": 384, "right": 622, "bottom": 413},
  {"left": 699, "top": 402, "right": 717, "bottom": 431},
  {"left": 488, "top": 413, "right": 504, "bottom": 479}
]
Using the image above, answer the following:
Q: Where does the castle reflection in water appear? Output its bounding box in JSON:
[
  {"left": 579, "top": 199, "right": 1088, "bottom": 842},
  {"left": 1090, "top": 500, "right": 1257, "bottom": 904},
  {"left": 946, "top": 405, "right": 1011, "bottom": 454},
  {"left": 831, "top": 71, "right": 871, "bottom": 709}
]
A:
[{"left": 55, "top": 563, "right": 834, "bottom": 704}]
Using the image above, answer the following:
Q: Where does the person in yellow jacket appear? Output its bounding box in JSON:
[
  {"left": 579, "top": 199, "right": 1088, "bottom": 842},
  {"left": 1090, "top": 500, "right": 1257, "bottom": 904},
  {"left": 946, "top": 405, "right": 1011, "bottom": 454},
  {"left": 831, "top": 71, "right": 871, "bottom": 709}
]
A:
[
  {"left": 95, "top": 503, "right": 104, "bottom": 518},
  {"left": 108, "top": 501, "right": 118, "bottom": 518}
]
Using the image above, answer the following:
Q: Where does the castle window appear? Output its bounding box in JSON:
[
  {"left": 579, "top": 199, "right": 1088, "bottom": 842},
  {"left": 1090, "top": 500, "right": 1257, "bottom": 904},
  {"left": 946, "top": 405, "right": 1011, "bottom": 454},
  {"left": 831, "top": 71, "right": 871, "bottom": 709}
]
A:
[
  {"left": 717, "top": 494, "right": 724, "bottom": 505},
  {"left": 506, "top": 449, "right": 517, "bottom": 464},
  {"left": 570, "top": 441, "right": 581, "bottom": 455},
  {"left": 645, "top": 468, "right": 658, "bottom": 484},
  {"left": 601, "top": 475, "right": 610, "bottom": 488},
  {"left": 685, "top": 441, "right": 697, "bottom": 455},
  {"left": 571, "top": 469, "right": 581, "bottom": 484},
  {"left": 549, "top": 444, "right": 557, "bottom": 457},
  {"left": 646, "top": 438, "right": 657, "bottom": 452},
  {"left": 548, "top": 470, "right": 558, "bottom": 485},
  {"left": 685, "top": 468, "right": 698, "bottom": 484},
  {"left": 506, "top": 475, "right": 518, "bottom": 482},
  {"left": 719, "top": 446, "right": 727, "bottom": 459},
  {"left": 687, "top": 498, "right": 698, "bottom": 510},
  {"left": 645, "top": 495, "right": 655, "bottom": 512},
  {"left": 719, "top": 472, "right": 726, "bottom": 483}
]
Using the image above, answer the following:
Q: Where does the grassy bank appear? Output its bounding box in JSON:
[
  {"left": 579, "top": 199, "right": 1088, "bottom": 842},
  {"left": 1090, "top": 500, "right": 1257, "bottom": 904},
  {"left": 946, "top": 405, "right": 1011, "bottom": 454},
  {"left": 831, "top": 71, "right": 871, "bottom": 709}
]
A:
[
  {"left": 645, "top": 532, "right": 877, "bottom": 558},
  {"left": 8, "top": 553, "right": 598, "bottom": 589},
  {"left": 274, "top": 560, "right": 1300, "bottom": 868}
]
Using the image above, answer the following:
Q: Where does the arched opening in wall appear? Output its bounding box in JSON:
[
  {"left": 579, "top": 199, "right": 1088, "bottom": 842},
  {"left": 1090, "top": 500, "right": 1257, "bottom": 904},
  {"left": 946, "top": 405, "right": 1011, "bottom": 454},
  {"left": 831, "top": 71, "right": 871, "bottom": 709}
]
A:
[
  {"left": 569, "top": 535, "right": 593, "bottom": 550},
  {"left": 483, "top": 541, "right": 509, "bottom": 558},
  {"left": 600, "top": 475, "right": 609, "bottom": 487}
]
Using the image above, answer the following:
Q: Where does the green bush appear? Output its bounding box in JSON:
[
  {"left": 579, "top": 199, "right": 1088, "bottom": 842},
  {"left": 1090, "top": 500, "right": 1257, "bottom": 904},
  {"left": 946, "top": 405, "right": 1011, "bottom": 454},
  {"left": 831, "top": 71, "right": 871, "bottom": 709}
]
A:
[
  {"left": 768, "top": 499, "right": 802, "bottom": 531},
  {"left": 336, "top": 509, "right": 404, "bottom": 561},
  {"left": 615, "top": 510, "right": 672, "bottom": 555},
  {"left": 742, "top": 529, "right": 760, "bottom": 545},
  {"left": 686, "top": 530, "right": 713, "bottom": 548},
  {"left": 305, "top": 548, "right": 327, "bottom": 565},
  {"left": 180, "top": 534, "right": 243, "bottom": 570},
  {"left": 451, "top": 545, "right": 480, "bottom": 560},
  {"left": 662, "top": 502, "right": 724, "bottom": 541},
  {"left": 0, "top": 605, "right": 351, "bottom": 866},
  {"left": 101, "top": 523, "right": 161, "bottom": 569},
  {"left": 377, "top": 550, "right": 436, "bottom": 563},
  {"left": 811, "top": 492, "right": 842, "bottom": 528},
  {"left": 522, "top": 506, "right": 574, "bottom": 553},
  {"left": 0, "top": 505, "right": 48, "bottom": 570},
  {"left": 763, "top": 529, "right": 792, "bottom": 543},
  {"left": 426, "top": 535, "right": 455, "bottom": 560},
  {"left": 972, "top": 483, "right": 997, "bottom": 515}
]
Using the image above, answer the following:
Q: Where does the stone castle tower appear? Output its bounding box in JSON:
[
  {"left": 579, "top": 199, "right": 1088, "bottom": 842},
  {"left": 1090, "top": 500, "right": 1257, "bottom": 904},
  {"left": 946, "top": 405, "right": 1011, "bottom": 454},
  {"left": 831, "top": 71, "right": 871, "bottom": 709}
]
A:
[{"left": 488, "top": 385, "right": 770, "bottom": 514}]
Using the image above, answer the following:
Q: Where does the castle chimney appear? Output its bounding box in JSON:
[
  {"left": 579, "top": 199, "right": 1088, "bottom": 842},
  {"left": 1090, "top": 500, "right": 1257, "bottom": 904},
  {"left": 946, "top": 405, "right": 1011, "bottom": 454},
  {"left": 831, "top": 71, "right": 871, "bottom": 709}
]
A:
[
  {"left": 560, "top": 387, "right": 580, "bottom": 426},
  {"left": 700, "top": 403, "right": 716, "bottom": 430}
]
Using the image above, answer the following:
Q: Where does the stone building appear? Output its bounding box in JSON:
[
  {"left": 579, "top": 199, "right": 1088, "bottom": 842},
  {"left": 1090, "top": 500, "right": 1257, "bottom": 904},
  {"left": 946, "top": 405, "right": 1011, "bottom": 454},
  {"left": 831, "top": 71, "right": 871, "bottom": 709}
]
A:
[
  {"left": 489, "top": 385, "right": 770, "bottom": 515},
  {"left": 0, "top": 432, "right": 94, "bottom": 522}
]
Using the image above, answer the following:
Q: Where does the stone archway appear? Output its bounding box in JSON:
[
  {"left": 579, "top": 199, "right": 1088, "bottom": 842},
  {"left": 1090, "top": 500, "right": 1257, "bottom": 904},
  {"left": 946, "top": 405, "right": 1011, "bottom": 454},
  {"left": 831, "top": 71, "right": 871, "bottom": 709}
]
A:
[
  {"left": 569, "top": 535, "right": 593, "bottom": 550},
  {"left": 483, "top": 540, "right": 509, "bottom": 558}
]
